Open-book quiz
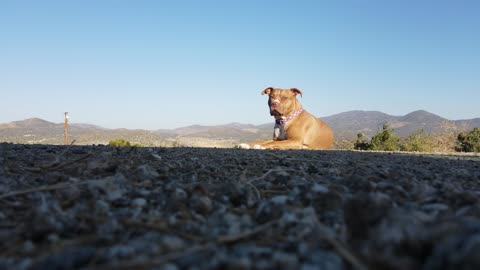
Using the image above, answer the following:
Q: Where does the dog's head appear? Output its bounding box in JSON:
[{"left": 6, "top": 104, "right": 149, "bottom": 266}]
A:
[{"left": 261, "top": 87, "right": 303, "bottom": 118}]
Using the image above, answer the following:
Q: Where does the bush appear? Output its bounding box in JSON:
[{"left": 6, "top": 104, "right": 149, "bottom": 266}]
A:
[
  {"left": 108, "top": 139, "right": 132, "bottom": 147},
  {"left": 400, "top": 129, "right": 434, "bottom": 152},
  {"left": 354, "top": 132, "right": 370, "bottom": 150},
  {"left": 368, "top": 123, "right": 400, "bottom": 151},
  {"left": 456, "top": 128, "right": 480, "bottom": 152}
]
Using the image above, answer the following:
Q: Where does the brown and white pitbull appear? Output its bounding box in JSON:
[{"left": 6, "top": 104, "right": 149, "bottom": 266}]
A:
[{"left": 238, "top": 87, "right": 333, "bottom": 150}]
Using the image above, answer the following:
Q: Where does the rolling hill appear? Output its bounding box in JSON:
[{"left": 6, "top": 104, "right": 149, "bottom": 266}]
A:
[{"left": 321, "top": 110, "right": 475, "bottom": 139}]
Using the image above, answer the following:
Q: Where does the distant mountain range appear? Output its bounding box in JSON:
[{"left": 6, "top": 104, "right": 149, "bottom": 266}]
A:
[
  {"left": 322, "top": 110, "right": 480, "bottom": 139},
  {"left": 1, "top": 110, "right": 479, "bottom": 147}
]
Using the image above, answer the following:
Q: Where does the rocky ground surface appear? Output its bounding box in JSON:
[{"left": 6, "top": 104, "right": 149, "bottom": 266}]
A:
[{"left": 1, "top": 143, "right": 480, "bottom": 270}]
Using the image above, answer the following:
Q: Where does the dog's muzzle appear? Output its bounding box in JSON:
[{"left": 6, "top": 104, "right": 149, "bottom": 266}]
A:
[{"left": 270, "top": 99, "right": 281, "bottom": 115}]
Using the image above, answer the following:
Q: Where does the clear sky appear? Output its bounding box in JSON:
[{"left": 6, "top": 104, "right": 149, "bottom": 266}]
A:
[{"left": 1, "top": 0, "right": 479, "bottom": 129}]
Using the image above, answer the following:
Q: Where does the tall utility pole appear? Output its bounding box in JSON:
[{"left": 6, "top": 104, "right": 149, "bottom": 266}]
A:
[{"left": 64, "top": 112, "right": 69, "bottom": 145}]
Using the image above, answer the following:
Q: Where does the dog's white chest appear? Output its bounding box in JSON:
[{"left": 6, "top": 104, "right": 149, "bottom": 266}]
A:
[{"left": 273, "top": 123, "right": 287, "bottom": 140}]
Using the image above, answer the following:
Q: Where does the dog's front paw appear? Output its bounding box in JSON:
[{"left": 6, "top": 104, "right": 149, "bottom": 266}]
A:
[
  {"left": 236, "top": 143, "right": 251, "bottom": 149},
  {"left": 252, "top": 144, "right": 266, "bottom": 150}
]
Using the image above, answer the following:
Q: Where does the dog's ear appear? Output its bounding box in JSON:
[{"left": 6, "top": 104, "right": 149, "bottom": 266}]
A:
[
  {"left": 291, "top": 88, "right": 303, "bottom": 97},
  {"left": 261, "top": 87, "right": 274, "bottom": 95}
]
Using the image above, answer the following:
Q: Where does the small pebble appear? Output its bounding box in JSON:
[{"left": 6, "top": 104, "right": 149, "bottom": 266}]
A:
[
  {"left": 132, "top": 198, "right": 147, "bottom": 208},
  {"left": 22, "top": 241, "right": 35, "bottom": 253},
  {"left": 161, "top": 235, "right": 185, "bottom": 251},
  {"left": 191, "top": 195, "right": 213, "bottom": 215},
  {"left": 95, "top": 200, "right": 110, "bottom": 216},
  {"left": 226, "top": 257, "right": 251, "bottom": 270},
  {"left": 422, "top": 203, "right": 449, "bottom": 212},
  {"left": 273, "top": 251, "right": 299, "bottom": 269},
  {"left": 160, "top": 263, "right": 179, "bottom": 270},
  {"left": 271, "top": 195, "right": 289, "bottom": 205},
  {"left": 136, "top": 164, "right": 160, "bottom": 179},
  {"left": 109, "top": 245, "right": 135, "bottom": 258},
  {"left": 312, "top": 183, "right": 329, "bottom": 193}
]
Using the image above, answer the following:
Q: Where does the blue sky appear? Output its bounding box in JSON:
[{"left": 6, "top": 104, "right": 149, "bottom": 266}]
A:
[{"left": 1, "top": 0, "right": 479, "bottom": 129}]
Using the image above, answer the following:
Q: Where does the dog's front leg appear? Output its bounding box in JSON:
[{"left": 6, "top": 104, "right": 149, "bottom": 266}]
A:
[
  {"left": 237, "top": 140, "right": 270, "bottom": 149},
  {"left": 260, "top": 139, "right": 306, "bottom": 150}
]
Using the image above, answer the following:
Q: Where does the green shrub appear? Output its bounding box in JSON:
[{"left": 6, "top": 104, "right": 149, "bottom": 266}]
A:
[
  {"left": 108, "top": 139, "right": 132, "bottom": 147},
  {"left": 354, "top": 132, "right": 370, "bottom": 150},
  {"left": 368, "top": 123, "right": 400, "bottom": 151},
  {"left": 455, "top": 128, "right": 480, "bottom": 152},
  {"left": 400, "top": 129, "right": 434, "bottom": 152}
]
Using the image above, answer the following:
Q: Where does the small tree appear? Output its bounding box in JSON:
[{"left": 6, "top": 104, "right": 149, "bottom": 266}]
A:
[
  {"left": 108, "top": 139, "right": 131, "bottom": 147},
  {"left": 401, "top": 129, "right": 434, "bottom": 152},
  {"left": 456, "top": 128, "right": 480, "bottom": 152},
  {"left": 368, "top": 123, "right": 400, "bottom": 151},
  {"left": 354, "top": 132, "right": 370, "bottom": 150}
]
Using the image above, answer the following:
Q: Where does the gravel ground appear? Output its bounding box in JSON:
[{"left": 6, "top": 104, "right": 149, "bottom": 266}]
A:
[{"left": 1, "top": 143, "right": 480, "bottom": 270}]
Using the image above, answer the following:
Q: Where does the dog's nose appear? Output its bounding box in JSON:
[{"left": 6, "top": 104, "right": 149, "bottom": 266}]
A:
[{"left": 271, "top": 99, "right": 280, "bottom": 107}]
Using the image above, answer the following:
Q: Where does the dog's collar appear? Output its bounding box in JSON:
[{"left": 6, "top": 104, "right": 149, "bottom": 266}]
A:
[{"left": 275, "top": 108, "right": 304, "bottom": 126}]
